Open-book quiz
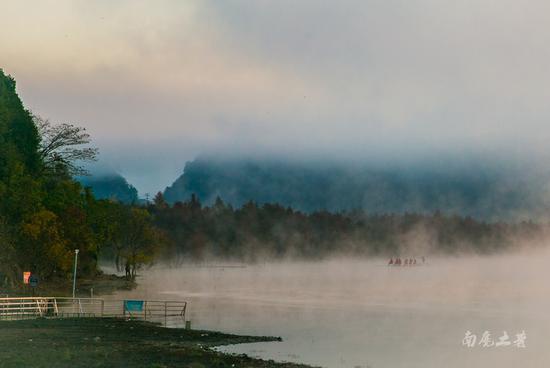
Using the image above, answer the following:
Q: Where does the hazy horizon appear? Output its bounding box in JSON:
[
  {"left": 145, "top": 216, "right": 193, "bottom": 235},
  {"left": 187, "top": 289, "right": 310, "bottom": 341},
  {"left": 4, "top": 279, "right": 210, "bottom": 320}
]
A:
[{"left": 4, "top": 1, "right": 550, "bottom": 194}]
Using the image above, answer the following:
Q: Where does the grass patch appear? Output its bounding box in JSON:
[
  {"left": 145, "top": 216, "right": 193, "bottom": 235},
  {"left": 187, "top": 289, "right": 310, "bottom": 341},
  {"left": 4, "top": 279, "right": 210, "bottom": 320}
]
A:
[{"left": 2, "top": 273, "right": 135, "bottom": 298}]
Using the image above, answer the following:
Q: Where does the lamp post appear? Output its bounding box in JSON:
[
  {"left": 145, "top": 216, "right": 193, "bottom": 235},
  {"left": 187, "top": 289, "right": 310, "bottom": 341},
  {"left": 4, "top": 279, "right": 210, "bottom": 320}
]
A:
[{"left": 72, "top": 249, "right": 79, "bottom": 298}]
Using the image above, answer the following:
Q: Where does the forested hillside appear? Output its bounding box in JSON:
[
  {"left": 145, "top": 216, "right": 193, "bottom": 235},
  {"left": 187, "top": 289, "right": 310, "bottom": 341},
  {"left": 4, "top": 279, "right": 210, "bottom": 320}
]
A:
[
  {"left": 164, "top": 156, "right": 550, "bottom": 221},
  {"left": 78, "top": 173, "right": 139, "bottom": 204},
  {"left": 0, "top": 70, "right": 161, "bottom": 287}
]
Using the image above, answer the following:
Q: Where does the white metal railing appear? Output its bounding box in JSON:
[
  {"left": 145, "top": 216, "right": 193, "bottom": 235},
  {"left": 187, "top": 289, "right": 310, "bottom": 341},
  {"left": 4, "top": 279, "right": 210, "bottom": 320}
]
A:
[{"left": 0, "top": 297, "right": 187, "bottom": 327}]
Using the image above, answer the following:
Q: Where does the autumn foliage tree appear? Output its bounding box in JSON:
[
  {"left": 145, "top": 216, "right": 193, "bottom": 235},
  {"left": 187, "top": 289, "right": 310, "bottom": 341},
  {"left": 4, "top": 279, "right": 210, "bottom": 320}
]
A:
[{"left": 115, "top": 208, "right": 164, "bottom": 279}]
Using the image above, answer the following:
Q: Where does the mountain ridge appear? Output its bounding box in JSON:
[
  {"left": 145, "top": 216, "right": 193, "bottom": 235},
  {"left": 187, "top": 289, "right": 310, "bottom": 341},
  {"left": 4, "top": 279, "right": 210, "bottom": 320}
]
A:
[{"left": 163, "top": 156, "right": 550, "bottom": 221}]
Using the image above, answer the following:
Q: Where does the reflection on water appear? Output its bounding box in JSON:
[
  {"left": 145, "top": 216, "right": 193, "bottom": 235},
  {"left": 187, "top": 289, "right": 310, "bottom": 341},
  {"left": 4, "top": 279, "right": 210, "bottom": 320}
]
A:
[{"left": 110, "top": 254, "right": 550, "bottom": 368}]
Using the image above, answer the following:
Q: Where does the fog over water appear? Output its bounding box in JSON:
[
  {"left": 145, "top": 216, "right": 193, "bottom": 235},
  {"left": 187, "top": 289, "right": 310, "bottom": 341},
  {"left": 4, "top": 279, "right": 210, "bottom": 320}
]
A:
[{"left": 110, "top": 251, "right": 550, "bottom": 368}]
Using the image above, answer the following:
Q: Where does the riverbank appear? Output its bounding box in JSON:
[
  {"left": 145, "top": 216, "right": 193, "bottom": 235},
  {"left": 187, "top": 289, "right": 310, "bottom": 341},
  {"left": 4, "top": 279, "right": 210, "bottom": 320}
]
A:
[
  {"left": 2, "top": 272, "right": 135, "bottom": 297},
  {"left": 0, "top": 318, "right": 315, "bottom": 368}
]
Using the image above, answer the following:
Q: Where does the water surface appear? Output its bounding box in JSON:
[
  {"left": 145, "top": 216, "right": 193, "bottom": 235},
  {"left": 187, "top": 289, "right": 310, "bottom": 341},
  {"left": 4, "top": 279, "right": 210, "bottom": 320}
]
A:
[{"left": 111, "top": 255, "right": 550, "bottom": 368}]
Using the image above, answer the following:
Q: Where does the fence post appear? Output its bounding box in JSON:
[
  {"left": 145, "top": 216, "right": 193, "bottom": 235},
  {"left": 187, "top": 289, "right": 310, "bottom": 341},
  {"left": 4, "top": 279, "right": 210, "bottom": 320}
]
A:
[
  {"left": 100, "top": 299, "right": 104, "bottom": 317},
  {"left": 164, "top": 301, "right": 167, "bottom": 326}
]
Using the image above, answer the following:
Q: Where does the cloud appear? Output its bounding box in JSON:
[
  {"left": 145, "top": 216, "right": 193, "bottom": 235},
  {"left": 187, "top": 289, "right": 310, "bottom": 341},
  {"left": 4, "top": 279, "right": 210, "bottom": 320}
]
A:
[{"left": 2, "top": 0, "right": 550, "bottom": 193}]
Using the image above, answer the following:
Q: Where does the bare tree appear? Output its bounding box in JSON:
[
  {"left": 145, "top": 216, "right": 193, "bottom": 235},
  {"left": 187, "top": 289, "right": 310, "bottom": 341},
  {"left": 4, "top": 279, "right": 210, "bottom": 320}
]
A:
[{"left": 34, "top": 115, "right": 98, "bottom": 176}]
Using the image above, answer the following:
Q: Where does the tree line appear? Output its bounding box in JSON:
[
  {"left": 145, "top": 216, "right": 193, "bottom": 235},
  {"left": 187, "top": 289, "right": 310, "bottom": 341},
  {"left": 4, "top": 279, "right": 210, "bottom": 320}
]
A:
[{"left": 149, "top": 193, "right": 547, "bottom": 263}]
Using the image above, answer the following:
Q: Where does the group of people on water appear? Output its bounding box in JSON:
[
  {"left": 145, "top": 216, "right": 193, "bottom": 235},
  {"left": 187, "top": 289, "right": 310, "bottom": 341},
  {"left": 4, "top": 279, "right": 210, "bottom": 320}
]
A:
[{"left": 388, "top": 256, "right": 425, "bottom": 266}]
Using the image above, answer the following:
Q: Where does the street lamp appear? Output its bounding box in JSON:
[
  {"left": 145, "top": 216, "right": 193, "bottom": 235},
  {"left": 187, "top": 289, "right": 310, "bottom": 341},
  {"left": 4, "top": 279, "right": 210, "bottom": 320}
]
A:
[{"left": 72, "top": 249, "right": 79, "bottom": 298}]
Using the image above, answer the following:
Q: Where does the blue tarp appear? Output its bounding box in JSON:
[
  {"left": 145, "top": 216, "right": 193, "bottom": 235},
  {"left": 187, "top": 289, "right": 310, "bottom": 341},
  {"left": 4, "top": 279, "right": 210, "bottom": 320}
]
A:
[{"left": 124, "top": 300, "right": 144, "bottom": 312}]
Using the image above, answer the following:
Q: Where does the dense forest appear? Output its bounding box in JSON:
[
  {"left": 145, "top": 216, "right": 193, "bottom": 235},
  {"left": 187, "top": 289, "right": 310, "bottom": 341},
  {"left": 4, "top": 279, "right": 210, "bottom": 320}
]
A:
[
  {"left": 164, "top": 156, "right": 550, "bottom": 221},
  {"left": 0, "top": 70, "right": 161, "bottom": 287},
  {"left": 150, "top": 193, "right": 548, "bottom": 263}
]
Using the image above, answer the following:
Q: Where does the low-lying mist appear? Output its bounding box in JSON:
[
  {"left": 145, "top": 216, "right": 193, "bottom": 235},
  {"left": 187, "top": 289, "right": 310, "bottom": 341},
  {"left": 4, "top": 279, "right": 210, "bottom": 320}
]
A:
[
  {"left": 150, "top": 195, "right": 550, "bottom": 265},
  {"left": 125, "top": 248, "right": 550, "bottom": 311},
  {"left": 110, "top": 245, "right": 550, "bottom": 367}
]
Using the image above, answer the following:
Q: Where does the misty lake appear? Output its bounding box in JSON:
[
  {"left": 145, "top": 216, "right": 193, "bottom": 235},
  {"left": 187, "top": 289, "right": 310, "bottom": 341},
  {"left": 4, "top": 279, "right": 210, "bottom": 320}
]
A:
[{"left": 110, "top": 254, "right": 550, "bottom": 368}]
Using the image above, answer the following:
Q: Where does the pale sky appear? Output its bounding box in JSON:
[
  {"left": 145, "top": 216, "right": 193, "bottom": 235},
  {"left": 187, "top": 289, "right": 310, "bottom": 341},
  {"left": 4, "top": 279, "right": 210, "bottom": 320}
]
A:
[{"left": 2, "top": 0, "right": 550, "bottom": 194}]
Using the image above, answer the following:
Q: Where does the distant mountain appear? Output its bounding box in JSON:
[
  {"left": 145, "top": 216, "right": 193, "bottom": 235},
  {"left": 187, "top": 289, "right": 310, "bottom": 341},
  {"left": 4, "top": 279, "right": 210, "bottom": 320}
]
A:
[
  {"left": 79, "top": 174, "right": 139, "bottom": 204},
  {"left": 163, "top": 156, "right": 550, "bottom": 221}
]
